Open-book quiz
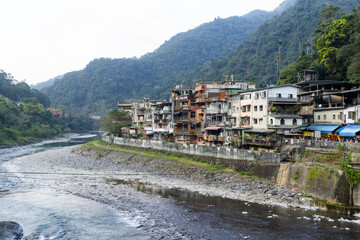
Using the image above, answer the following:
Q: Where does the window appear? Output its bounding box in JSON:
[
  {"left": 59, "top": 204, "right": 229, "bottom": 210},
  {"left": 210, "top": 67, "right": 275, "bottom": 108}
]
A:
[
  {"left": 270, "top": 119, "right": 274, "bottom": 125},
  {"left": 293, "top": 119, "right": 297, "bottom": 125},
  {"left": 333, "top": 115, "right": 336, "bottom": 120},
  {"left": 324, "top": 115, "right": 326, "bottom": 120},
  {"left": 191, "top": 101, "right": 195, "bottom": 106},
  {"left": 253, "top": 118, "right": 258, "bottom": 124},
  {"left": 190, "top": 112, "right": 195, "bottom": 118},
  {"left": 288, "top": 94, "right": 293, "bottom": 99},
  {"left": 277, "top": 93, "right": 282, "bottom": 98},
  {"left": 262, "top": 91, "right": 266, "bottom": 98},
  {"left": 280, "top": 118, "right": 285, "bottom": 125},
  {"left": 260, "top": 105, "right": 263, "bottom": 111},
  {"left": 318, "top": 115, "right": 321, "bottom": 120},
  {"left": 247, "top": 105, "right": 251, "bottom": 112},
  {"left": 259, "top": 118, "right": 263, "bottom": 124},
  {"left": 254, "top": 106, "right": 258, "bottom": 111}
]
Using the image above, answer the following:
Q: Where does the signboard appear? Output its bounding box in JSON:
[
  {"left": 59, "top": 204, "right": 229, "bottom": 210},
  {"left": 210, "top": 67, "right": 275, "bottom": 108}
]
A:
[
  {"left": 304, "top": 131, "right": 312, "bottom": 137},
  {"left": 315, "top": 130, "right": 321, "bottom": 139}
]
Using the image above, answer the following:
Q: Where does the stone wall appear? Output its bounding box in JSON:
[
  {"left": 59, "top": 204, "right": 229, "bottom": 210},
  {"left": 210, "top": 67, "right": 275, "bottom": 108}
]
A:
[
  {"left": 102, "top": 136, "right": 286, "bottom": 163},
  {"left": 283, "top": 138, "right": 360, "bottom": 151}
]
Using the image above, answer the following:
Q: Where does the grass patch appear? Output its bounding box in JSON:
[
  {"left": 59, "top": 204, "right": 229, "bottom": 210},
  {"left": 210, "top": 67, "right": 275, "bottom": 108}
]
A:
[
  {"left": 84, "top": 140, "right": 230, "bottom": 172},
  {"left": 239, "top": 171, "right": 253, "bottom": 176},
  {"left": 293, "top": 168, "right": 302, "bottom": 181},
  {"left": 307, "top": 166, "right": 336, "bottom": 183}
]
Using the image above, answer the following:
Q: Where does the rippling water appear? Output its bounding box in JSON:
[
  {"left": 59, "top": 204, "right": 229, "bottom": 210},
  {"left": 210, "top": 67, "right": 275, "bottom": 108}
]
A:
[
  {"left": 0, "top": 134, "right": 150, "bottom": 239},
  {"left": 1, "top": 134, "right": 360, "bottom": 239}
]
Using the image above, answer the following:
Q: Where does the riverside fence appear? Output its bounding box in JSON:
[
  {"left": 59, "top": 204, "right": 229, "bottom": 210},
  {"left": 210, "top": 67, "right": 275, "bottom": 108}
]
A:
[{"left": 102, "top": 135, "right": 286, "bottom": 163}]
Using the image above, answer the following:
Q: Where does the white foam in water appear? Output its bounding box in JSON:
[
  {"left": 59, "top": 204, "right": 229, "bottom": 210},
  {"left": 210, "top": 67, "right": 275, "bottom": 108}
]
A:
[{"left": 338, "top": 217, "right": 360, "bottom": 225}]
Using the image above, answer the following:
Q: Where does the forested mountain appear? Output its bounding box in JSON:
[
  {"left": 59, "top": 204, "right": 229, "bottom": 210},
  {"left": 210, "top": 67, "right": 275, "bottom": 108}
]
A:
[
  {"left": 42, "top": 3, "right": 295, "bottom": 116},
  {"left": 190, "top": 0, "right": 360, "bottom": 87}
]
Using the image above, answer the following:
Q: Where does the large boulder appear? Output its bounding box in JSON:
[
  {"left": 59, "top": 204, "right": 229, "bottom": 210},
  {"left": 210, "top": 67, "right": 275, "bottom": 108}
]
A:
[{"left": 0, "top": 221, "right": 24, "bottom": 240}]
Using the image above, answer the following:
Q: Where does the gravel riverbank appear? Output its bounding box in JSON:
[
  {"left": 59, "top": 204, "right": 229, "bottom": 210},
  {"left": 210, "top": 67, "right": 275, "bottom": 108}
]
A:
[{"left": 4, "top": 144, "right": 317, "bottom": 209}]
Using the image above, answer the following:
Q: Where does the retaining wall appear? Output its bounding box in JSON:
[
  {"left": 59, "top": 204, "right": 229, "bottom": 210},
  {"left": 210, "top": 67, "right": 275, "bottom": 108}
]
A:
[
  {"left": 283, "top": 139, "right": 360, "bottom": 151},
  {"left": 102, "top": 136, "right": 286, "bottom": 163}
]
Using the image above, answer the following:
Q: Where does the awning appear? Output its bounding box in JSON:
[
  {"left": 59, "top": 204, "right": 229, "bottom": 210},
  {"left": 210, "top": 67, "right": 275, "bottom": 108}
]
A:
[
  {"left": 335, "top": 126, "right": 346, "bottom": 134},
  {"left": 204, "top": 126, "right": 222, "bottom": 130},
  {"left": 339, "top": 125, "right": 360, "bottom": 137},
  {"left": 307, "top": 125, "right": 341, "bottom": 134}
]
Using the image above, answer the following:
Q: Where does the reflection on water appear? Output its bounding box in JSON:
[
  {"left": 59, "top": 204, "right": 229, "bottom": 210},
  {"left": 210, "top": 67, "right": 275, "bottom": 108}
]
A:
[{"left": 107, "top": 179, "right": 360, "bottom": 240}]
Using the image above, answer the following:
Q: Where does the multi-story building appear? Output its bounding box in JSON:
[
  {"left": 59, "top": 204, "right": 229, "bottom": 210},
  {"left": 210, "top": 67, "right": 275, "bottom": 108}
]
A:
[
  {"left": 296, "top": 70, "right": 358, "bottom": 124},
  {"left": 171, "top": 85, "right": 197, "bottom": 144}
]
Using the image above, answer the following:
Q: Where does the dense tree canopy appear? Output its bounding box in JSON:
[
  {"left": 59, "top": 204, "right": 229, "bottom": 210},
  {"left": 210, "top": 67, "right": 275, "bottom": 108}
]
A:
[
  {"left": 101, "top": 110, "right": 132, "bottom": 136},
  {"left": 280, "top": 5, "right": 360, "bottom": 83}
]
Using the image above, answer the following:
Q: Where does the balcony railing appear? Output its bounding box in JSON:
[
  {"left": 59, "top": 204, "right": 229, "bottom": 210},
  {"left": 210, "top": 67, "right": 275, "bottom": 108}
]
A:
[
  {"left": 174, "top": 117, "right": 190, "bottom": 122},
  {"left": 204, "top": 135, "right": 225, "bottom": 142},
  {"left": 268, "top": 97, "right": 297, "bottom": 103},
  {"left": 269, "top": 111, "right": 298, "bottom": 116}
]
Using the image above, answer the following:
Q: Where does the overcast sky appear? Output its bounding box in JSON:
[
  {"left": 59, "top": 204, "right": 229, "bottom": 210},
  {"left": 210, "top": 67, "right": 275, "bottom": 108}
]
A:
[{"left": 0, "top": 0, "right": 284, "bottom": 85}]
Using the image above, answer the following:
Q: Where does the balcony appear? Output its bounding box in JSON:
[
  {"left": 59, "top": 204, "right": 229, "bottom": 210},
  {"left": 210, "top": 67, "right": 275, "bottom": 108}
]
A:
[
  {"left": 174, "top": 129, "right": 190, "bottom": 135},
  {"left": 206, "top": 108, "right": 227, "bottom": 114},
  {"left": 206, "top": 121, "right": 224, "bottom": 127},
  {"left": 205, "top": 135, "right": 225, "bottom": 142},
  {"left": 299, "top": 109, "right": 313, "bottom": 116},
  {"left": 174, "top": 117, "right": 190, "bottom": 123},
  {"left": 269, "top": 111, "right": 298, "bottom": 116},
  {"left": 268, "top": 97, "right": 297, "bottom": 103}
]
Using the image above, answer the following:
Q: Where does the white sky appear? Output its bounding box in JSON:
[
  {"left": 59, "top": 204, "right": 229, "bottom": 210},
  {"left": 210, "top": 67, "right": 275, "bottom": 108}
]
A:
[{"left": 0, "top": 0, "right": 284, "bottom": 85}]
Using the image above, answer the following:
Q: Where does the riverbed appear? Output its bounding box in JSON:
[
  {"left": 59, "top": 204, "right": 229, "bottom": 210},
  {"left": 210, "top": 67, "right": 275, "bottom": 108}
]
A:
[{"left": 1, "top": 136, "right": 360, "bottom": 239}]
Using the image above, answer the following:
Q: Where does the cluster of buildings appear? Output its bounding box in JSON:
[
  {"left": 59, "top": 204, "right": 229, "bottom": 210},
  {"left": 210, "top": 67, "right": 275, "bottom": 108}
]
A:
[
  {"left": 119, "top": 70, "right": 360, "bottom": 150},
  {"left": 47, "top": 108, "right": 71, "bottom": 118}
]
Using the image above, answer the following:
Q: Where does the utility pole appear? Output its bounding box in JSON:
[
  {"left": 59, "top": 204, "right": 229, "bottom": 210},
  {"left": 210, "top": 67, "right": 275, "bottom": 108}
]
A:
[{"left": 277, "top": 40, "right": 282, "bottom": 84}]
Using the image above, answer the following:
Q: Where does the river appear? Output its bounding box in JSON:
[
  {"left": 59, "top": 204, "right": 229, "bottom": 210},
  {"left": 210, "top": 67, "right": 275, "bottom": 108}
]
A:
[{"left": 1, "top": 134, "right": 360, "bottom": 239}]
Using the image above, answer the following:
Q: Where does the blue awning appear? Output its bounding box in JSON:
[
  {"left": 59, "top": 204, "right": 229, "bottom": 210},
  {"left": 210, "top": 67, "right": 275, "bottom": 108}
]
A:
[
  {"left": 335, "top": 126, "right": 346, "bottom": 134},
  {"left": 307, "top": 125, "right": 341, "bottom": 134},
  {"left": 339, "top": 125, "right": 360, "bottom": 137}
]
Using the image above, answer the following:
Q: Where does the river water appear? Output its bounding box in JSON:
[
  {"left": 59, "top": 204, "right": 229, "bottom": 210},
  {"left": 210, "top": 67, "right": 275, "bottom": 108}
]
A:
[{"left": 1, "top": 134, "right": 360, "bottom": 239}]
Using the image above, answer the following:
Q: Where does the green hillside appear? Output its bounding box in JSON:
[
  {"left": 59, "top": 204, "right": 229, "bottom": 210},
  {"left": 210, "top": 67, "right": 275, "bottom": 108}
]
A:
[
  {"left": 190, "top": 0, "right": 360, "bottom": 87},
  {"left": 42, "top": 9, "right": 279, "bottom": 116},
  {"left": 0, "top": 70, "right": 61, "bottom": 145}
]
